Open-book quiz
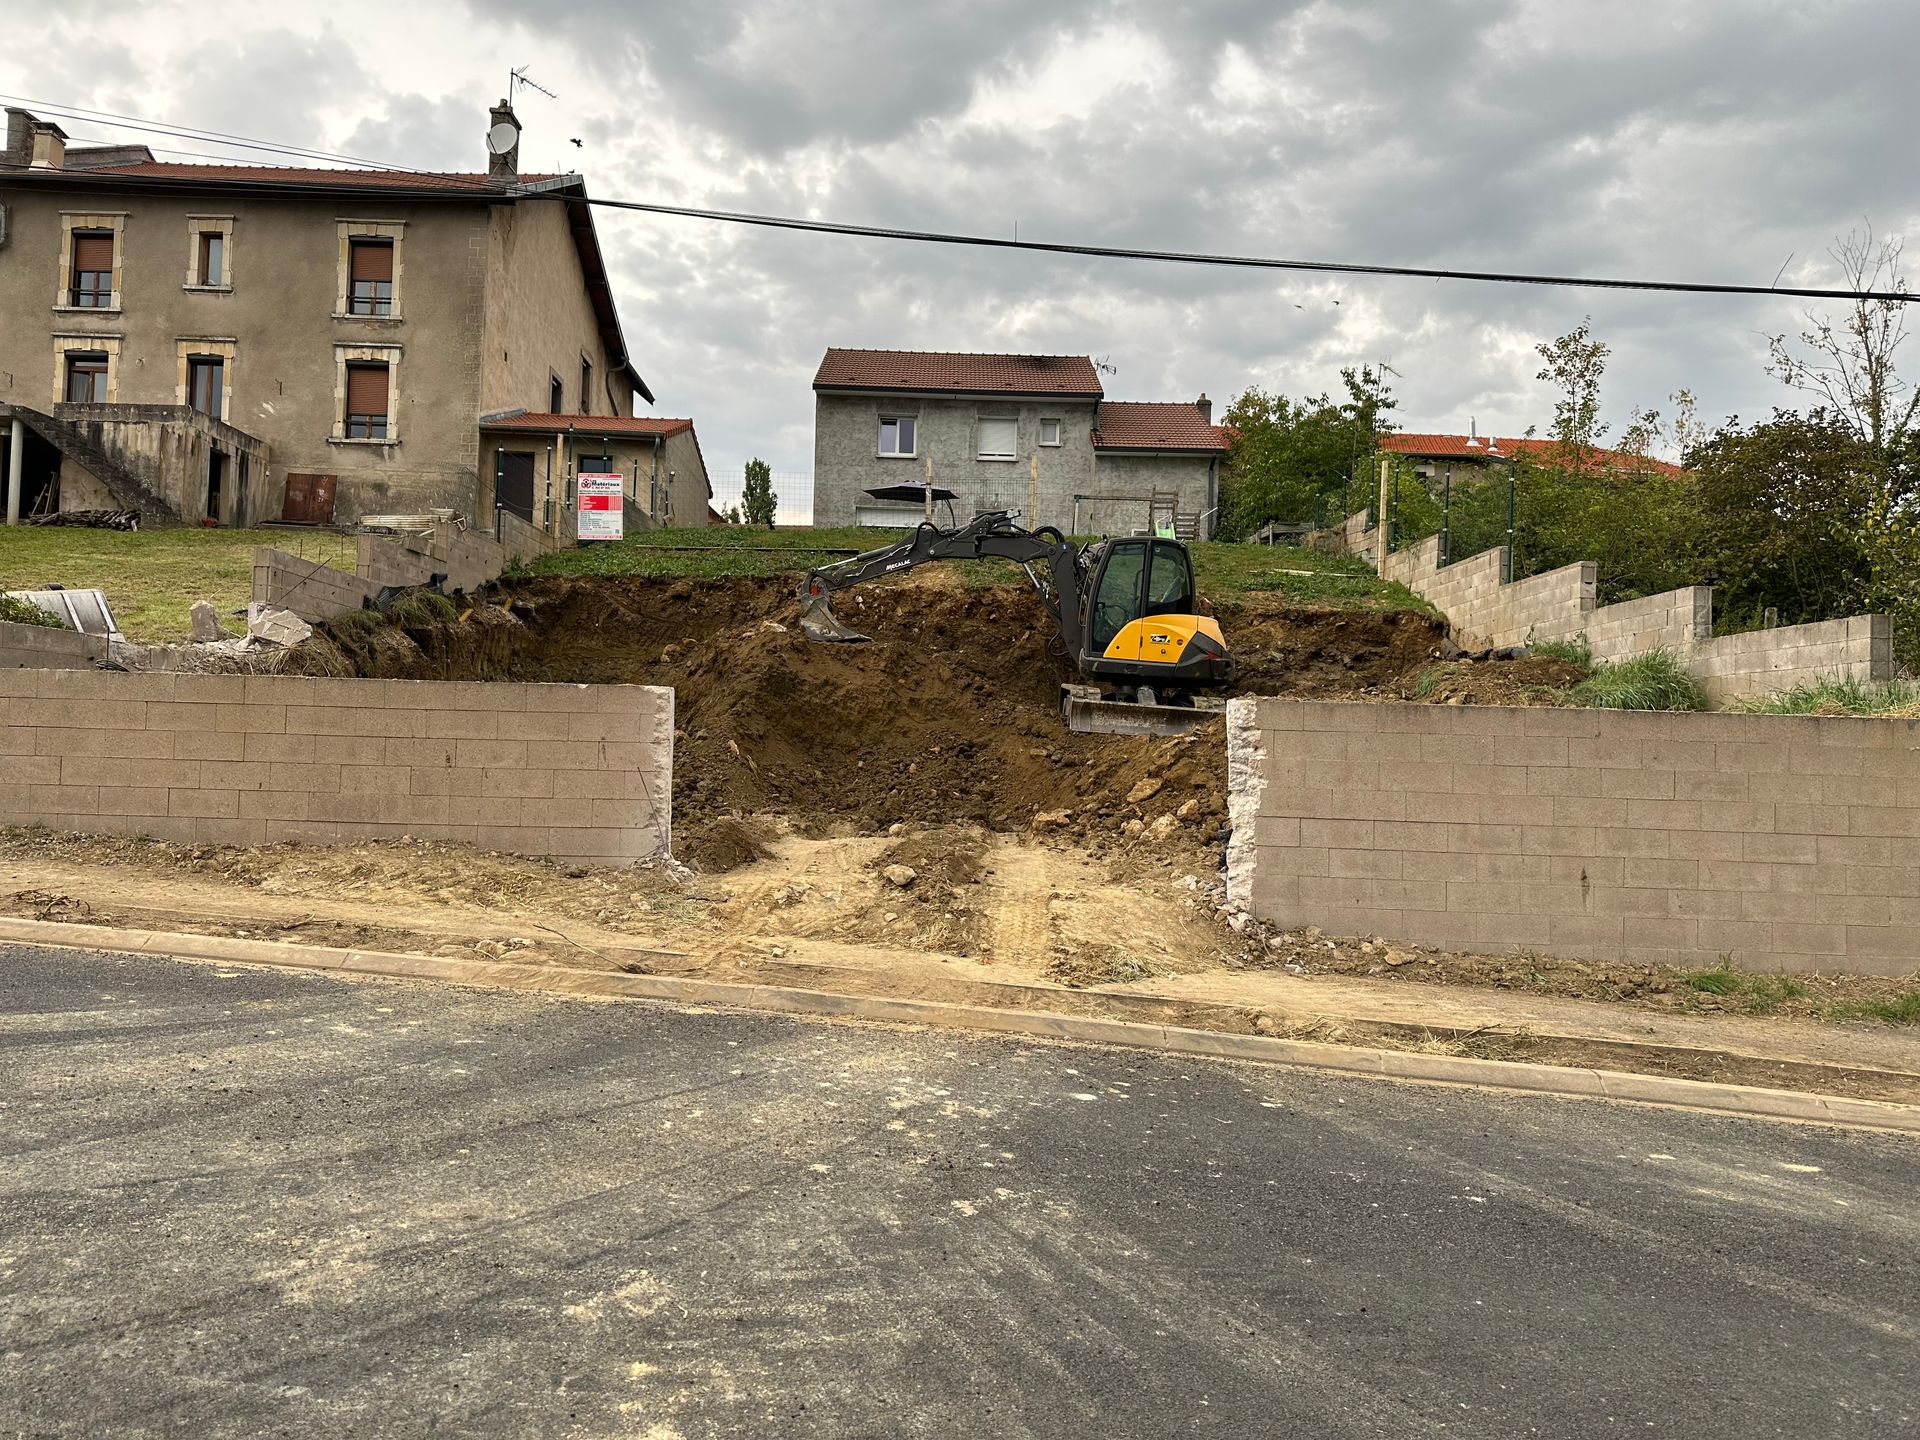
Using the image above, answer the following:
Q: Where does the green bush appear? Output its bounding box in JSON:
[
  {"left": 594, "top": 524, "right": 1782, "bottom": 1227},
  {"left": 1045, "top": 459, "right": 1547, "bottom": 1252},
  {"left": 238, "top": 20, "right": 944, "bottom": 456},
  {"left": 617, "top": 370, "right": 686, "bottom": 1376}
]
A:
[
  {"left": 1570, "top": 649, "right": 1705, "bottom": 711},
  {"left": 387, "top": 590, "right": 457, "bottom": 627},
  {"left": 1527, "top": 633, "right": 1593, "bottom": 668},
  {"left": 0, "top": 594, "right": 67, "bottom": 629}
]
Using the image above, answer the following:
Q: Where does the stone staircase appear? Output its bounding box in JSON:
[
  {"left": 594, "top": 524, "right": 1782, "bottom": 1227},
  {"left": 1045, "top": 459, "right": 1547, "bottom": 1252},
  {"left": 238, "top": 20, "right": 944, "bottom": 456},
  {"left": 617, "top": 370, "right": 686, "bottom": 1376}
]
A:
[{"left": 4, "top": 405, "right": 183, "bottom": 524}]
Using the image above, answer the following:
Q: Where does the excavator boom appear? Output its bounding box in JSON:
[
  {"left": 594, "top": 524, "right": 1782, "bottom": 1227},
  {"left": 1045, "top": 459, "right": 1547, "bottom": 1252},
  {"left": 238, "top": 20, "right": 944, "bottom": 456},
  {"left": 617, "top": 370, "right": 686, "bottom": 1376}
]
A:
[{"left": 799, "top": 513, "right": 1079, "bottom": 644}]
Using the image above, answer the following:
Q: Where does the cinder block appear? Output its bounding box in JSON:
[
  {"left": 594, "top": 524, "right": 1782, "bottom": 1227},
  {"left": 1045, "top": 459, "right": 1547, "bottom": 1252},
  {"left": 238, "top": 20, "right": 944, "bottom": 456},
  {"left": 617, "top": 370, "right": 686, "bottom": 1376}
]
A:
[
  {"left": 1600, "top": 768, "right": 1676, "bottom": 800},
  {"left": 1817, "top": 834, "right": 1893, "bottom": 867},
  {"left": 1741, "top": 832, "right": 1818, "bottom": 864},
  {"left": 1772, "top": 921, "right": 1847, "bottom": 956},
  {"left": 32, "top": 727, "right": 175, "bottom": 760},
  {"left": 174, "top": 730, "right": 248, "bottom": 762},
  {"left": 1592, "top": 827, "right": 1670, "bottom": 859},
  {"left": 169, "top": 788, "right": 240, "bottom": 819},
  {"left": 95, "top": 785, "right": 169, "bottom": 817}
]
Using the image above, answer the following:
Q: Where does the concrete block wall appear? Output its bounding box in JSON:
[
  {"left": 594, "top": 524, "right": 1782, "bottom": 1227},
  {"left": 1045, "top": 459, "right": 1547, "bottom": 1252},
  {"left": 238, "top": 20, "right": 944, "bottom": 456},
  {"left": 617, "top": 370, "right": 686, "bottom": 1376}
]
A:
[
  {"left": 1348, "top": 510, "right": 1889, "bottom": 703},
  {"left": 256, "top": 520, "right": 533, "bottom": 623},
  {"left": 252, "top": 548, "right": 380, "bottom": 622},
  {"left": 0, "top": 618, "right": 107, "bottom": 670},
  {"left": 0, "top": 669, "right": 673, "bottom": 865},
  {"left": 1226, "top": 696, "right": 1920, "bottom": 976}
]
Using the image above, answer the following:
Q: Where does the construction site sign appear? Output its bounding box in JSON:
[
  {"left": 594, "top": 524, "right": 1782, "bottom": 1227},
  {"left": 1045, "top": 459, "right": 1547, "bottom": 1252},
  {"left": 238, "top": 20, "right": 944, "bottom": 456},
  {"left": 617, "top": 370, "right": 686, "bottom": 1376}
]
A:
[{"left": 577, "top": 474, "right": 624, "bottom": 541}]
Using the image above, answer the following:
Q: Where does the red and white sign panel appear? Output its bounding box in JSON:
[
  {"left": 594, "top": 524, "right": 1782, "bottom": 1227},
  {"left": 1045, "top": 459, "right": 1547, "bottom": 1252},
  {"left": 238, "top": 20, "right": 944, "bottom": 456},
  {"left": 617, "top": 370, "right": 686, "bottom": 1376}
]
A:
[{"left": 577, "top": 473, "right": 624, "bottom": 541}]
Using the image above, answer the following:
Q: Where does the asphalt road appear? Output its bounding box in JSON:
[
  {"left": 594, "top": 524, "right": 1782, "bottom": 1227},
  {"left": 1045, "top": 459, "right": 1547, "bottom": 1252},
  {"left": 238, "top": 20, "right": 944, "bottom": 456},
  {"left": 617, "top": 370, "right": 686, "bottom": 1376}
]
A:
[{"left": 2, "top": 943, "right": 1916, "bottom": 1439}]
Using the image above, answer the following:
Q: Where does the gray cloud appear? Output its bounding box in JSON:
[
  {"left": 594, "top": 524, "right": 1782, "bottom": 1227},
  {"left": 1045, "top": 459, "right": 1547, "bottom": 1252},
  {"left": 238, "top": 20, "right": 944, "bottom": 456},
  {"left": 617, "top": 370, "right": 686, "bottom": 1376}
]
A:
[{"left": 9, "top": 0, "right": 1917, "bottom": 491}]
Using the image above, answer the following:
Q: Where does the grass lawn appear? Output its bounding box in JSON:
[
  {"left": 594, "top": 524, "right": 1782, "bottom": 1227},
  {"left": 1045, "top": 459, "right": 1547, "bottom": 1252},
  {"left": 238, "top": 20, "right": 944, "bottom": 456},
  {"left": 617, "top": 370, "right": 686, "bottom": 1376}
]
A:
[
  {"left": 527, "top": 526, "right": 1429, "bottom": 612},
  {"left": 0, "top": 527, "right": 353, "bottom": 643}
]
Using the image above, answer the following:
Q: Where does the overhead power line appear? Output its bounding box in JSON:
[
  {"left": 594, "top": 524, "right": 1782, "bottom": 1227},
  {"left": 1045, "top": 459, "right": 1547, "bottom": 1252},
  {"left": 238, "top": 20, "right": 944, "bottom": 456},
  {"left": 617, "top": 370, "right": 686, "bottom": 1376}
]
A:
[
  {"left": 0, "top": 95, "right": 1912, "bottom": 305},
  {"left": 0, "top": 93, "right": 419, "bottom": 171},
  {"left": 573, "top": 196, "right": 1919, "bottom": 304}
]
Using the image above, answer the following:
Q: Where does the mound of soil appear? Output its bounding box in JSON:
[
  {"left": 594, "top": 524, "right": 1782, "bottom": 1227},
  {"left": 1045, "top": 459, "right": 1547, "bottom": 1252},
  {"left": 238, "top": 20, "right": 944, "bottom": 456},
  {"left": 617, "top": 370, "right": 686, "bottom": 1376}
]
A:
[
  {"left": 1406, "top": 654, "right": 1590, "bottom": 707},
  {"left": 282, "top": 574, "right": 1449, "bottom": 850}
]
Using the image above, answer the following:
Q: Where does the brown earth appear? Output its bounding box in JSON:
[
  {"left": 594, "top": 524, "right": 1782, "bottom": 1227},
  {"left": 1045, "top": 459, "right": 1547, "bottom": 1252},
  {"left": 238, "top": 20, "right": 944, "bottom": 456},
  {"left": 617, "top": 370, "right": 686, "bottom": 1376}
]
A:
[{"left": 278, "top": 574, "right": 1463, "bottom": 864}]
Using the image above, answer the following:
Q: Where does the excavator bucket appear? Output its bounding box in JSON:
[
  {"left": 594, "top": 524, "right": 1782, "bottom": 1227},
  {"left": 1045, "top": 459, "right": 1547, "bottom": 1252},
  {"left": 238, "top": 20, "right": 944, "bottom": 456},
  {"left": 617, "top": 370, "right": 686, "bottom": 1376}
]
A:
[{"left": 799, "top": 591, "right": 871, "bottom": 644}]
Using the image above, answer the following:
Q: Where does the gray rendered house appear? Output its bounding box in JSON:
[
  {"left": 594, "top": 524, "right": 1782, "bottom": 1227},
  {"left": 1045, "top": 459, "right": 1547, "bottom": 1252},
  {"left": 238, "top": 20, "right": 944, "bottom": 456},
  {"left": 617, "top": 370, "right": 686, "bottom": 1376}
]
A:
[{"left": 810, "top": 348, "right": 1225, "bottom": 538}]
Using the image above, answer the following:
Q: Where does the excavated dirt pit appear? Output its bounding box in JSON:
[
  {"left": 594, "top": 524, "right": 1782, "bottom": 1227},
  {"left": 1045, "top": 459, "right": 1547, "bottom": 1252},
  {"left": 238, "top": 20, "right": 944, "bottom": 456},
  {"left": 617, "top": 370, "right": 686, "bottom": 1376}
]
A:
[{"left": 280, "top": 573, "right": 1457, "bottom": 862}]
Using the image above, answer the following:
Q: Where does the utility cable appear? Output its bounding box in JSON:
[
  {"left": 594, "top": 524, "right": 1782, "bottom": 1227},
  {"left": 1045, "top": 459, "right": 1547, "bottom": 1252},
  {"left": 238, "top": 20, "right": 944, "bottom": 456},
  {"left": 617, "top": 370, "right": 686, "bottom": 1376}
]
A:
[{"left": 2, "top": 96, "right": 1912, "bottom": 304}]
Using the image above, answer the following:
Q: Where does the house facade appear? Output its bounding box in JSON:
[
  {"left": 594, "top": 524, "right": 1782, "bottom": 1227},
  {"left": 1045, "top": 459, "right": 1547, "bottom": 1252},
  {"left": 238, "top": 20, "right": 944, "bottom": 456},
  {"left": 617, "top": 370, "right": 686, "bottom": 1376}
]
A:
[
  {"left": 0, "top": 103, "right": 688, "bottom": 536},
  {"left": 810, "top": 348, "right": 1225, "bottom": 537}
]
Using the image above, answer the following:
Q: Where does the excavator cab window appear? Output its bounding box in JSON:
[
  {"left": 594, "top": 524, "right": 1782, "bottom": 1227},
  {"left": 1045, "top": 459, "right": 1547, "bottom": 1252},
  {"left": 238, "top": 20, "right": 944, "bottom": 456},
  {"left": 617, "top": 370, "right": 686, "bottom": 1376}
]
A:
[
  {"left": 1091, "top": 540, "right": 1148, "bottom": 652},
  {"left": 1146, "top": 540, "right": 1195, "bottom": 615}
]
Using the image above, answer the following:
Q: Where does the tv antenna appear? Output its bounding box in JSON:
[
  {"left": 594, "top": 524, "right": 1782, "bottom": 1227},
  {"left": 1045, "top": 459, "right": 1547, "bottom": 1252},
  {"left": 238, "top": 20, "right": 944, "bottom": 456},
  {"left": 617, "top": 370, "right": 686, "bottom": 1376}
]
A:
[
  {"left": 509, "top": 66, "right": 558, "bottom": 106},
  {"left": 1092, "top": 355, "right": 1118, "bottom": 377},
  {"left": 1375, "top": 359, "right": 1402, "bottom": 380}
]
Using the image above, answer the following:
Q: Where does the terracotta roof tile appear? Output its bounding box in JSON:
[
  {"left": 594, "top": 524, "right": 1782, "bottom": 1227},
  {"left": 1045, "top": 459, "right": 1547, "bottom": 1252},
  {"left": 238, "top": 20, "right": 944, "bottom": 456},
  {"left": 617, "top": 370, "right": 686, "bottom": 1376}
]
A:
[
  {"left": 813, "top": 348, "right": 1103, "bottom": 396},
  {"left": 1092, "top": 401, "right": 1228, "bottom": 452},
  {"left": 481, "top": 412, "right": 692, "bottom": 436},
  {"left": 1381, "top": 432, "right": 1689, "bottom": 477}
]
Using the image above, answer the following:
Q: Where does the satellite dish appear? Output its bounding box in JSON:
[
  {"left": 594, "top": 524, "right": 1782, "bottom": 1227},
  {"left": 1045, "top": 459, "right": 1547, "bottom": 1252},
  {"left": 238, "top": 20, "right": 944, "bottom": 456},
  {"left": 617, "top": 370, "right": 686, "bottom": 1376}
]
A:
[{"left": 486, "top": 120, "right": 520, "bottom": 155}]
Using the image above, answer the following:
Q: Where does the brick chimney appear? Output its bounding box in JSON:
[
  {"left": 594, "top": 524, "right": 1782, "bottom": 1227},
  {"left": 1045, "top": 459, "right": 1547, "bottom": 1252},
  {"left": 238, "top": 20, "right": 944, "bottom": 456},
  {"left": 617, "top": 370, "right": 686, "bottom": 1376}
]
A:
[
  {"left": 1195, "top": 392, "right": 1212, "bottom": 425},
  {"left": 486, "top": 99, "right": 520, "bottom": 181},
  {"left": 28, "top": 116, "right": 67, "bottom": 170}
]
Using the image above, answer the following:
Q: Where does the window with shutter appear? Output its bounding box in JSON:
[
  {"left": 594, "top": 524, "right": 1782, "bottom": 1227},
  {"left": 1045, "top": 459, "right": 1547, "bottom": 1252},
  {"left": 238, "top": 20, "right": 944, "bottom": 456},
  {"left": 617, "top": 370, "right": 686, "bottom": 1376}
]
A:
[
  {"left": 71, "top": 231, "right": 114, "bottom": 307},
  {"left": 977, "top": 416, "right": 1018, "bottom": 460},
  {"left": 344, "top": 362, "right": 390, "bottom": 438},
  {"left": 348, "top": 240, "right": 394, "bottom": 315}
]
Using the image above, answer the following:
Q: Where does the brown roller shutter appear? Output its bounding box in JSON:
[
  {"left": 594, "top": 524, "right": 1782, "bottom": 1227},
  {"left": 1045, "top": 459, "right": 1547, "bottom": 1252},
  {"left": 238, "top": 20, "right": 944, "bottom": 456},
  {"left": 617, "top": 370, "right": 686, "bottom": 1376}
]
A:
[
  {"left": 345, "top": 363, "right": 389, "bottom": 416},
  {"left": 350, "top": 240, "right": 393, "bottom": 281},
  {"left": 73, "top": 232, "right": 114, "bottom": 270}
]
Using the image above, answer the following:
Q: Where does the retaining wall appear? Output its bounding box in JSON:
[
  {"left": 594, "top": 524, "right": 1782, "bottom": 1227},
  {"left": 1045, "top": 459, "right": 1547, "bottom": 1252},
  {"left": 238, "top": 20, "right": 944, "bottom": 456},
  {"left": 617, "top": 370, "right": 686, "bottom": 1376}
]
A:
[
  {"left": 252, "top": 519, "right": 538, "bottom": 623},
  {"left": 1360, "top": 521, "right": 1890, "bottom": 705},
  {"left": 0, "top": 669, "right": 673, "bottom": 865},
  {"left": 1226, "top": 696, "right": 1920, "bottom": 977},
  {"left": 0, "top": 618, "right": 106, "bottom": 670}
]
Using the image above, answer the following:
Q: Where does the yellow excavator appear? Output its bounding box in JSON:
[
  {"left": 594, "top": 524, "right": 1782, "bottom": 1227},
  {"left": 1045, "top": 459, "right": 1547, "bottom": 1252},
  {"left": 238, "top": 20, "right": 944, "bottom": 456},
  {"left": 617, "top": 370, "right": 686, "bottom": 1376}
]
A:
[{"left": 799, "top": 511, "right": 1232, "bottom": 736}]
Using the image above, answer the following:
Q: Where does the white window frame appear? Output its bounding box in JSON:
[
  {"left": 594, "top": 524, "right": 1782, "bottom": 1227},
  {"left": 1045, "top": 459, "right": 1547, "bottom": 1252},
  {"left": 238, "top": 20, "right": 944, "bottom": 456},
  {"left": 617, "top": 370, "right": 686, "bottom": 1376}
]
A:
[
  {"left": 185, "top": 215, "right": 234, "bottom": 291},
  {"left": 1038, "top": 417, "right": 1063, "bottom": 447},
  {"left": 877, "top": 415, "right": 917, "bottom": 458},
  {"left": 976, "top": 414, "right": 1019, "bottom": 462}
]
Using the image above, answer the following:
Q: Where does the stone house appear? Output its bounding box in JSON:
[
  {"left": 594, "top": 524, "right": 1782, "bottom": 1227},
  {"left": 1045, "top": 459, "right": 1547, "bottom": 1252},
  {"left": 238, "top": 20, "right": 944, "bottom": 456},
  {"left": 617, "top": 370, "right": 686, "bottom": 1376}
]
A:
[
  {"left": 0, "top": 102, "right": 696, "bottom": 537},
  {"left": 810, "top": 348, "right": 1226, "bottom": 537}
]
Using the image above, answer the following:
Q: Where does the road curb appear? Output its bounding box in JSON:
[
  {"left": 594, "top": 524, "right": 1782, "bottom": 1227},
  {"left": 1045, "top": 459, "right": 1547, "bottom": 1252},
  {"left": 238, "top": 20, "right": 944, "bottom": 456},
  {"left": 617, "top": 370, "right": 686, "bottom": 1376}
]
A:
[{"left": 4, "top": 915, "right": 1917, "bottom": 1135}]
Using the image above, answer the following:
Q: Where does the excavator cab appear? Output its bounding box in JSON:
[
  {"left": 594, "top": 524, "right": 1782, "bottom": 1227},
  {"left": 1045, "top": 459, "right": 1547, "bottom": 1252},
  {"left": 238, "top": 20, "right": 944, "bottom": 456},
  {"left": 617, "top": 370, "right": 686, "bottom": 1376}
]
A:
[{"left": 1077, "top": 538, "right": 1231, "bottom": 702}]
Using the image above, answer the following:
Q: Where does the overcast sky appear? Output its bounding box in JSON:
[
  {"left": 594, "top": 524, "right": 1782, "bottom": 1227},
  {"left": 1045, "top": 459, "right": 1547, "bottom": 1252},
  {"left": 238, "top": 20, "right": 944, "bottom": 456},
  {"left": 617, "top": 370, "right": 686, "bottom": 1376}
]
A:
[{"left": 10, "top": 0, "right": 1919, "bottom": 500}]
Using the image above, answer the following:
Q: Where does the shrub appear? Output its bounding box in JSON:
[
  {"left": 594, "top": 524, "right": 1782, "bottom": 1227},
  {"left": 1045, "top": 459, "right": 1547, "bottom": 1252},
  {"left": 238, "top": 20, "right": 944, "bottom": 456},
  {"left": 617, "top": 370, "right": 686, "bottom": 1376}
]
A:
[
  {"left": 386, "top": 590, "right": 458, "bottom": 627},
  {"left": 1527, "top": 633, "right": 1593, "bottom": 669},
  {"left": 1570, "top": 649, "right": 1705, "bottom": 711},
  {"left": 0, "top": 594, "right": 67, "bottom": 629}
]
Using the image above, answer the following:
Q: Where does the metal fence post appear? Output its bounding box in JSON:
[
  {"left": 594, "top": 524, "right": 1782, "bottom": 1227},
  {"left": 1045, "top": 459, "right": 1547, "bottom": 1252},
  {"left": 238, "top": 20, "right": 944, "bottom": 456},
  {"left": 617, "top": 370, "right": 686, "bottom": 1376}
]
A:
[
  {"left": 1441, "top": 462, "right": 1452, "bottom": 566},
  {"left": 1505, "top": 462, "right": 1517, "bottom": 583}
]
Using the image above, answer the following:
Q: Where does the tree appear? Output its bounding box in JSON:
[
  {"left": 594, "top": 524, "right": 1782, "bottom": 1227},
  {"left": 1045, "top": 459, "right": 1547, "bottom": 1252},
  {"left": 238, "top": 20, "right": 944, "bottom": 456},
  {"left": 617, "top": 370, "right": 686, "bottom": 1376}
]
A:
[
  {"left": 1535, "top": 317, "right": 1610, "bottom": 471},
  {"left": 742, "top": 457, "right": 777, "bottom": 528},
  {"left": 1217, "top": 365, "right": 1397, "bottom": 537},
  {"left": 1688, "top": 409, "right": 1874, "bottom": 631},
  {"left": 1767, "top": 227, "right": 1920, "bottom": 461}
]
